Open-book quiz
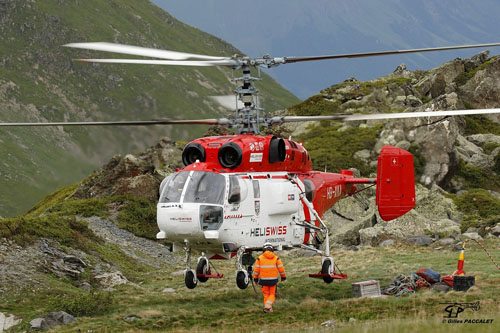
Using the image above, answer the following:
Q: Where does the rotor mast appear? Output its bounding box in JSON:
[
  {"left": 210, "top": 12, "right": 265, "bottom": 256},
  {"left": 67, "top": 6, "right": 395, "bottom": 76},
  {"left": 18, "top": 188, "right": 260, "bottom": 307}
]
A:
[{"left": 233, "top": 64, "right": 263, "bottom": 134}]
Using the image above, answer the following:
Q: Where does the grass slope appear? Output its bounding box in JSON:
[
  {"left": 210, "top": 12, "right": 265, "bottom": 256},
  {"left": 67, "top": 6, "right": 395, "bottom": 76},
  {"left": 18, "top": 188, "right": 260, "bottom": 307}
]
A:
[{"left": 2, "top": 243, "right": 499, "bottom": 332}]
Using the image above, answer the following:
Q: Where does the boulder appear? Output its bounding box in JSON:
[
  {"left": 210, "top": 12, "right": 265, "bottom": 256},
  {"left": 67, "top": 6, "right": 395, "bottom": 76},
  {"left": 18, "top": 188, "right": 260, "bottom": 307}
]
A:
[
  {"left": 406, "top": 235, "right": 433, "bottom": 246},
  {"left": 353, "top": 149, "right": 371, "bottom": 162},
  {"left": 359, "top": 212, "right": 460, "bottom": 246},
  {"left": 430, "top": 282, "right": 451, "bottom": 293},
  {"left": 324, "top": 190, "right": 377, "bottom": 246},
  {"left": 162, "top": 288, "right": 175, "bottom": 293},
  {"left": 461, "top": 56, "right": 500, "bottom": 108},
  {"left": 466, "top": 133, "right": 500, "bottom": 146},
  {"left": 94, "top": 271, "right": 128, "bottom": 288},
  {"left": 0, "top": 312, "right": 22, "bottom": 331},
  {"left": 340, "top": 184, "right": 461, "bottom": 246},
  {"left": 30, "top": 318, "right": 45, "bottom": 330},
  {"left": 461, "top": 232, "right": 483, "bottom": 241},
  {"left": 463, "top": 51, "right": 489, "bottom": 72},
  {"left": 379, "top": 239, "right": 394, "bottom": 247},
  {"left": 438, "top": 238, "right": 456, "bottom": 246},
  {"left": 491, "top": 223, "right": 500, "bottom": 237},
  {"left": 321, "top": 320, "right": 336, "bottom": 327},
  {"left": 30, "top": 312, "right": 76, "bottom": 330},
  {"left": 455, "top": 135, "right": 491, "bottom": 168}
]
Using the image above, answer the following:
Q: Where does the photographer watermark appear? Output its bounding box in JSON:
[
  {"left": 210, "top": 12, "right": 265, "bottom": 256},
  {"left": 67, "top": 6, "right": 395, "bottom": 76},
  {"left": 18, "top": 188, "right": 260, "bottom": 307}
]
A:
[{"left": 440, "top": 301, "right": 493, "bottom": 324}]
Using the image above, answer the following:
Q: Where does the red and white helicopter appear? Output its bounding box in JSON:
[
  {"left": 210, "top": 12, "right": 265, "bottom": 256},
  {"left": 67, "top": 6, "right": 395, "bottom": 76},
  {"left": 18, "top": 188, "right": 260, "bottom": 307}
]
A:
[{"left": 3, "top": 41, "right": 500, "bottom": 289}]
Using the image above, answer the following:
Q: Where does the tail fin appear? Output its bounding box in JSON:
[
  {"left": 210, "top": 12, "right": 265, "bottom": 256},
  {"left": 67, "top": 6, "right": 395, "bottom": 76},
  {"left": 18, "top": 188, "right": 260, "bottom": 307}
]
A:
[{"left": 376, "top": 146, "right": 415, "bottom": 221}]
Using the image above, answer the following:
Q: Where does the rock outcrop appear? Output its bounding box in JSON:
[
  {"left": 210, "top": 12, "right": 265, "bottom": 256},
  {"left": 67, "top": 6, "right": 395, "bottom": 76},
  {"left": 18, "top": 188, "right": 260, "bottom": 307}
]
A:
[
  {"left": 72, "top": 138, "right": 183, "bottom": 201},
  {"left": 30, "top": 312, "right": 76, "bottom": 331},
  {"left": 326, "top": 183, "right": 462, "bottom": 247},
  {"left": 0, "top": 312, "right": 22, "bottom": 332}
]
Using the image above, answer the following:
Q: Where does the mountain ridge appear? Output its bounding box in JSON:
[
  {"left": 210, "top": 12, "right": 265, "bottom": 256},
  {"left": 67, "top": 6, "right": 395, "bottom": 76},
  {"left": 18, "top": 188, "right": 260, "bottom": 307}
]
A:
[{"left": 0, "top": 0, "right": 298, "bottom": 217}]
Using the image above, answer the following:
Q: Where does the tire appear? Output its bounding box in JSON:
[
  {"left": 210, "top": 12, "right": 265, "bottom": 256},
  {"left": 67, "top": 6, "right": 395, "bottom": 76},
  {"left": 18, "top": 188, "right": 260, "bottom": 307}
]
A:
[
  {"left": 185, "top": 270, "right": 198, "bottom": 289},
  {"left": 322, "top": 260, "right": 334, "bottom": 284},
  {"left": 236, "top": 270, "right": 249, "bottom": 290},
  {"left": 196, "top": 258, "right": 209, "bottom": 283}
]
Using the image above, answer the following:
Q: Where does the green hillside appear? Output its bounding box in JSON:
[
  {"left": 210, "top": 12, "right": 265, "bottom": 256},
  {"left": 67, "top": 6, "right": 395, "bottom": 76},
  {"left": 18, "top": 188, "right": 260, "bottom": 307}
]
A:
[{"left": 0, "top": 0, "right": 299, "bottom": 217}]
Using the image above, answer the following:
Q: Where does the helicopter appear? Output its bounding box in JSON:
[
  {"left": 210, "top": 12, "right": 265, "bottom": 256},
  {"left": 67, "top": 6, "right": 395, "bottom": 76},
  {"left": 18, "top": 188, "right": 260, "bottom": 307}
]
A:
[{"left": 2, "top": 41, "right": 500, "bottom": 290}]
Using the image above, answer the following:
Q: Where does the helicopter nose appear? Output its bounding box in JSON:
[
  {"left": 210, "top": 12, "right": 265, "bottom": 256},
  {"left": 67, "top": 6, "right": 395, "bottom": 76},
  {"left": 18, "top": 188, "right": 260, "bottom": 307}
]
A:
[{"left": 157, "top": 204, "right": 200, "bottom": 238}]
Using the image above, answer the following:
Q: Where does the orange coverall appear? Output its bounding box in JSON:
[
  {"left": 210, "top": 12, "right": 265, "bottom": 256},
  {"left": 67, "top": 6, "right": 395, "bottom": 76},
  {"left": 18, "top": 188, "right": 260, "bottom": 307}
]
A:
[{"left": 253, "top": 251, "right": 286, "bottom": 312}]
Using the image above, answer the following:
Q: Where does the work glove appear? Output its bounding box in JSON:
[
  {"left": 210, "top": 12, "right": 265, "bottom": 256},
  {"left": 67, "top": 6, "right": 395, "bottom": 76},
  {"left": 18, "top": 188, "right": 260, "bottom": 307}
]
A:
[
  {"left": 281, "top": 277, "right": 286, "bottom": 282},
  {"left": 253, "top": 278, "right": 258, "bottom": 283}
]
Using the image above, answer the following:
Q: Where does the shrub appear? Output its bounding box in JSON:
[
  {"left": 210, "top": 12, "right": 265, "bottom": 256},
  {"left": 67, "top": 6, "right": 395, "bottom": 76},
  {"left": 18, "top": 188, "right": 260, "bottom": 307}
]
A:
[
  {"left": 51, "top": 291, "right": 113, "bottom": 317},
  {"left": 453, "top": 189, "right": 500, "bottom": 218}
]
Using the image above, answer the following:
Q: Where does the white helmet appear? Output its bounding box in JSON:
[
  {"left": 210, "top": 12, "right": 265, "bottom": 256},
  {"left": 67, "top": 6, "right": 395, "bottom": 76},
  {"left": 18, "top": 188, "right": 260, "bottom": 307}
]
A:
[{"left": 263, "top": 242, "right": 274, "bottom": 251}]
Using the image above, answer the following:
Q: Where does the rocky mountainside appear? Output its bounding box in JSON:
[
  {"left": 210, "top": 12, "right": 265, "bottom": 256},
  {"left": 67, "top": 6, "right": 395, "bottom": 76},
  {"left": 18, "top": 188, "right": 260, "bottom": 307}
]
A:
[
  {"left": 291, "top": 50, "right": 500, "bottom": 247},
  {"left": 0, "top": 0, "right": 299, "bottom": 217}
]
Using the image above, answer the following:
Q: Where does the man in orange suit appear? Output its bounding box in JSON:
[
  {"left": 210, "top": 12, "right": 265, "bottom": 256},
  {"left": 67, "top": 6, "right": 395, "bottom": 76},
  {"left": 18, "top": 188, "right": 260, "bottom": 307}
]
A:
[{"left": 253, "top": 242, "right": 286, "bottom": 313}]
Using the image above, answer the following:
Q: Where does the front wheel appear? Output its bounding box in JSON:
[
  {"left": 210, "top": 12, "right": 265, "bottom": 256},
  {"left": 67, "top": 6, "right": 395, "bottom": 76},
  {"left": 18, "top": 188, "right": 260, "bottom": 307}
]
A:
[
  {"left": 185, "top": 270, "right": 198, "bottom": 289},
  {"left": 322, "top": 260, "right": 334, "bottom": 284},
  {"left": 236, "top": 270, "right": 249, "bottom": 289}
]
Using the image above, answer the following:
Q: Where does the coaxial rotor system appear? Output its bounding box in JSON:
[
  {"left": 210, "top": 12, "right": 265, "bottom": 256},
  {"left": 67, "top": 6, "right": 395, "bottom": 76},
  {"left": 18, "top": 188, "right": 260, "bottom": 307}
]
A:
[{"left": 2, "top": 42, "right": 500, "bottom": 131}]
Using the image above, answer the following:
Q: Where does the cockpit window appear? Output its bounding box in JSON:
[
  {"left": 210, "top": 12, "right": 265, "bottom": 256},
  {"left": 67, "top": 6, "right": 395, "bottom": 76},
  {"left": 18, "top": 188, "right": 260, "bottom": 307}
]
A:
[
  {"left": 159, "top": 172, "right": 189, "bottom": 203},
  {"left": 183, "top": 172, "right": 226, "bottom": 205}
]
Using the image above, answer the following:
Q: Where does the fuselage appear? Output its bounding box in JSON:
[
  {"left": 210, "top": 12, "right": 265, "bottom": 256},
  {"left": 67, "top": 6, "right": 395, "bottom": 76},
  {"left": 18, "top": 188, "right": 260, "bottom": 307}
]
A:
[{"left": 156, "top": 134, "right": 359, "bottom": 258}]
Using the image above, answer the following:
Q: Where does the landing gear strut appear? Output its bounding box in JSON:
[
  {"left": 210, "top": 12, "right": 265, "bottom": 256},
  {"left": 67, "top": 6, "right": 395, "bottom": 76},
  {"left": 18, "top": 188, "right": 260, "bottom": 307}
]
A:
[
  {"left": 292, "top": 188, "right": 347, "bottom": 282},
  {"left": 235, "top": 246, "right": 255, "bottom": 289}
]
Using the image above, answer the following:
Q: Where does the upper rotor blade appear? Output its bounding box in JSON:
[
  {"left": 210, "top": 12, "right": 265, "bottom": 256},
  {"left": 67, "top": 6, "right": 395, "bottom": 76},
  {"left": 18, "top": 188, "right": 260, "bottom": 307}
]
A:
[
  {"left": 64, "top": 42, "right": 230, "bottom": 61},
  {"left": 283, "top": 43, "right": 500, "bottom": 64},
  {"left": 279, "top": 108, "right": 500, "bottom": 123},
  {"left": 75, "top": 58, "right": 239, "bottom": 67},
  {"left": 0, "top": 119, "right": 222, "bottom": 127}
]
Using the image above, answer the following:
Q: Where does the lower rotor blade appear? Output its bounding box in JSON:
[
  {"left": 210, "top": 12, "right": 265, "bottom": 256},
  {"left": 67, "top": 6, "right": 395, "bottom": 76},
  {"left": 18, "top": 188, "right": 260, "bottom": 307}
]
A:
[
  {"left": 284, "top": 43, "right": 500, "bottom": 64},
  {"left": 75, "top": 59, "right": 239, "bottom": 67},
  {"left": 279, "top": 108, "right": 500, "bottom": 123},
  {"left": 0, "top": 119, "right": 222, "bottom": 127}
]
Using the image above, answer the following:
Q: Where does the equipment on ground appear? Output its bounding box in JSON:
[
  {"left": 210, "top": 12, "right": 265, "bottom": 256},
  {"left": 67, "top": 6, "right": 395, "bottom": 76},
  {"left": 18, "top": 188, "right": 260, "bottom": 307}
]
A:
[
  {"left": 352, "top": 280, "right": 381, "bottom": 298},
  {"left": 2, "top": 40, "right": 500, "bottom": 290}
]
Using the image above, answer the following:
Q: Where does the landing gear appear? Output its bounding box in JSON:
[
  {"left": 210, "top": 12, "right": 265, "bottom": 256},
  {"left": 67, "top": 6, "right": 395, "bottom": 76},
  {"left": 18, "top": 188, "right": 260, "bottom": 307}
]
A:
[
  {"left": 185, "top": 270, "right": 197, "bottom": 289},
  {"left": 184, "top": 246, "right": 198, "bottom": 289},
  {"left": 235, "top": 246, "right": 255, "bottom": 290},
  {"left": 321, "top": 257, "right": 334, "bottom": 284},
  {"left": 196, "top": 256, "right": 209, "bottom": 283},
  {"left": 236, "top": 270, "right": 249, "bottom": 289},
  {"left": 183, "top": 245, "right": 223, "bottom": 289}
]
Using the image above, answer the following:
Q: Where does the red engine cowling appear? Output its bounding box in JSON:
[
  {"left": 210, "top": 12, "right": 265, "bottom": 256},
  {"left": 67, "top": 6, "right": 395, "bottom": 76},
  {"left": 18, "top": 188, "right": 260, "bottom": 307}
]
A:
[{"left": 376, "top": 146, "right": 415, "bottom": 221}]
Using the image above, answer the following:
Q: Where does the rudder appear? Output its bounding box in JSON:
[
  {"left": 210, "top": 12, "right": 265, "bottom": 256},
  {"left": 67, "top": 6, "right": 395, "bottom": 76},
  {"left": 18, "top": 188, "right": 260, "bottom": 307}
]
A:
[{"left": 376, "top": 145, "right": 415, "bottom": 221}]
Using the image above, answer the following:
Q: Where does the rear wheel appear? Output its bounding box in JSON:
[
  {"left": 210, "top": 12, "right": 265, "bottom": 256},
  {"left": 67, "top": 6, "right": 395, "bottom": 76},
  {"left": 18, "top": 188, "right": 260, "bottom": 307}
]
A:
[
  {"left": 196, "top": 258, "right": 209, "bottom": 283},
  {"left": 185, "top": 270, "right": 198, "bottom": 289},
  {"left": 236, "top": 270, "right": 249, "bottom": 289},
  {"left": 322, "top": 259, "right": 334, "bottom": 284}
]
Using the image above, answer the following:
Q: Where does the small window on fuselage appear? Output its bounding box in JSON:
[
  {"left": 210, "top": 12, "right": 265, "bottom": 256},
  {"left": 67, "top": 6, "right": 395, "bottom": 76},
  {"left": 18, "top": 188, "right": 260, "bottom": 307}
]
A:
[
  {"left": 253, "top": 180, "right": 260, "bottom": 198},
  {"left": 228, "top": 175, "right": 241, "bottom": 204}
]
